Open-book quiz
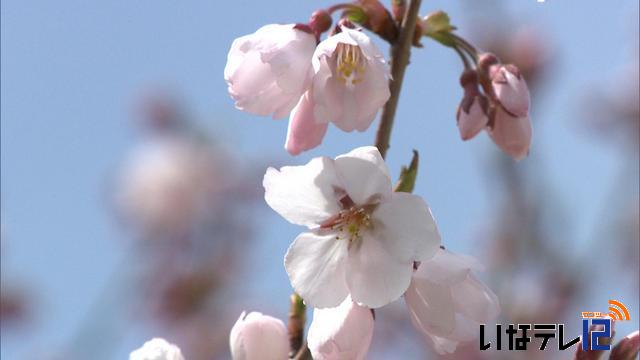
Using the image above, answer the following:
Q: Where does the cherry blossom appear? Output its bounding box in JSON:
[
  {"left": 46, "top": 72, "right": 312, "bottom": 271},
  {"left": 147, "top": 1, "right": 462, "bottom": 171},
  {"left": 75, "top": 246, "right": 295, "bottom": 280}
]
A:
[
  {"left": 229, "top": 311, "right": 289, "bottom": 360},
  {"left": 307, "top": 297, "right": 374, "bottom": 360},
  {"left": 263, "top": 146, "right": 441, "bottom": 308},
  {"left": 224, "top": 24, "right": 316, "bottom": 119},
  {"left": 312, "top": 27, "right": 391, "bottom": 133},
  {"left": 129, "top": 338, "right": 184, "bottom": 360},
  {"left": 404, "top": 249, "right": 500, "bottom": 354}
]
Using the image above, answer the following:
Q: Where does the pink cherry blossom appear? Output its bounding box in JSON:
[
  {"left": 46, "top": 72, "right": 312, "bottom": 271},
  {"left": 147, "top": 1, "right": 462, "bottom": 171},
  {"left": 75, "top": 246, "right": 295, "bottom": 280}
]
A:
[
  {"left": 491, "top": 64, "right": 531, "bottom": 117},
  {"left": 404, "top": 249, "right": 500, "bottom": 355},
  {"left": 307, "top": 297, "right": 374, "bottom": 360},
  {"left": 129, "top": 338, "right": 184, "bottom": 360},
  {"left": 229, "top": 311, "right": 289, "bottom": 360},
  {"left": 285, "top": 89, "right": 329, "bottom": 155},
  {"left": 489, "top": 107, "right": 533, "bottom": 161},
  {"left": 312, "top": 27, "right": 391, "bottom": 132},
  {"left": 224, "top": 24, "right": 316, "bottom": 119},
  {"left": 263, "top": 146, "right": 441, "bottom": 308}
]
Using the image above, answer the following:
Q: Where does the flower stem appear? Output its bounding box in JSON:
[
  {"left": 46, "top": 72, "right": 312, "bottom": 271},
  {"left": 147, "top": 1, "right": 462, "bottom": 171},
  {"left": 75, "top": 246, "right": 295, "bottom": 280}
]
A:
[
  {"left": 374, "top": 0, "right": 422, "bottom": 159},
  {"left": 287, "top": 293, "right": 307, "bottom": 359}
]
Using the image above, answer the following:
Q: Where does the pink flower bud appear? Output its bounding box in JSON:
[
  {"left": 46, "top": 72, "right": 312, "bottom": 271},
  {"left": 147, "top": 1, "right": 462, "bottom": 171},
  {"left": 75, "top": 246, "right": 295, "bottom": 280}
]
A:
[
  {"left": 307, "top": 297, "right": 374, "bottom": 360},
  {"left": 285, "top": 90, "right": 329, "bottom": 155},
  {"left": 229, "top": 311, "right": 289, "bottom": 360},
  {"left": 488, "top": 107, "right": 532, "bottom": 161},
  {"left": 457, "top": 96, "right": 489, "bottom": 140},
  {"left": 456, "top": 70, "right": 489, "bottom": 141},
  {"left": 491, "top": 64, "right": 531, "bottom": 117},
  {"left": 225, "top": 24, "right": 317, "bottom": 119}
]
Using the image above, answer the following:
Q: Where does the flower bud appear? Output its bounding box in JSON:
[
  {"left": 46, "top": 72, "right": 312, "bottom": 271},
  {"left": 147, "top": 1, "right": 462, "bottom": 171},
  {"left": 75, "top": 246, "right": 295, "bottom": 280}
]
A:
[
  {"left": 229, "top": 311, "right": 289, "bottom": 360},
  {"left": 488, "top": 107, "right": 532, "bottom": 161},
  {"left": 477, "top": 52, "right": 500, "bottom": 74},
  {"left": 129, "top": 338, "right": 184, "bottom": 360},
  {"left": 456, "top": 70, "right": 489, "bottom": 140},
  {"left": 422, "top": 11, "right": 454, "bottom": 35},
  {"left": 307, "top": 297, "right": 374, "bottom": 360},
  {"left": 309, "top": 10, "right": 332, "bottom": 35},
  {"left": 491, "top": 64, "right": 531, "bottom": 117}
]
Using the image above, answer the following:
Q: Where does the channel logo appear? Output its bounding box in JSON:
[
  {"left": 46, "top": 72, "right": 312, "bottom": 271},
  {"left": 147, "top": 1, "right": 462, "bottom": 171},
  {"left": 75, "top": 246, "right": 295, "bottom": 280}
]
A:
[{"left": 608, "top": 299, "right": 631, "bottom": 321}]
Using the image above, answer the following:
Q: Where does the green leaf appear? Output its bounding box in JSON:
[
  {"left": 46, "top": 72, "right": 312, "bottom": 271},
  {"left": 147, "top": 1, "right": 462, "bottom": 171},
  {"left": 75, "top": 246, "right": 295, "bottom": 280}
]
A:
[{"left": 394, "top": 150, "right": 419, "bottom": 193}]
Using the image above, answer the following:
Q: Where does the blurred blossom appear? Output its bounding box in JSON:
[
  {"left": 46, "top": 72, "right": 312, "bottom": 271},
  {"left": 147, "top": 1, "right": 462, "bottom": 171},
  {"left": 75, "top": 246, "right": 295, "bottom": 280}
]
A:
[
  {"left": 116, "top": 135, "right": 220, "bottom": 238},
  {"left": 264, "top": 146, "right": 440, "bottom": 309},
  {"left": 129, "top": 338, "right": 185, "bottom": 360},
  {"left": 307, "top": 297, "right": 374, "bottom": 360},
  {"left": 404, "top": 249, "right": 500, "bottom": 355},
  {"left": 229, "top": 311, "right": 289, "bottom": 360}
]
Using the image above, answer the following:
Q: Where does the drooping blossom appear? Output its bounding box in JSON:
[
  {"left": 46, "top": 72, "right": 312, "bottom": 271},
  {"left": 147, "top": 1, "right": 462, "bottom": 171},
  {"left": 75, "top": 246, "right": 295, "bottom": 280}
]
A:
[
  {"left": 116, "top": 135, "right": 219, "bottom": 237},
  {"left": 456, "top": 70, "right": 489, "bottom": 141},
  {"left": 307, "top": 297, "right": 374, "bottom": 360},
  {"left": 263, "top": 146, "right": 441, "bottom": 308},
  {"left": 229, "top": 311, "right": 289, "bottom": 360},
  {"left": 224, "top": 24, "right": 316, "bottom": 119},
  {"left": 610, "top": 330, "right": 640, "bottom": 359},
  {"left": 129, "top": 338, "right": 184, "bottom": 360},
  {"left": 312, "top": 27, "right": 391, "bottom": 133},
  {"left": 404, "top": 248, "right": 500, "bottom": 355},
  {"left": 488, "top": 107, "right": 532, "bottom": 161}
]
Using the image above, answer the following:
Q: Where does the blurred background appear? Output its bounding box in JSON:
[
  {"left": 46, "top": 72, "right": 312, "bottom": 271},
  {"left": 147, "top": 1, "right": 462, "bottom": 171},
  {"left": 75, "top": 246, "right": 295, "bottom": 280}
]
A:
[{"left": 1, "top": 0, "right": 638, "bottom": 359}]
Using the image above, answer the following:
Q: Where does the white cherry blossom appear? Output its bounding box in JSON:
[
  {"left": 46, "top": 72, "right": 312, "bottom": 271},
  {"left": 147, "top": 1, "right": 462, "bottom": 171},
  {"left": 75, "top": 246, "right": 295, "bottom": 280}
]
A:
[
  {"left": 263, "top": 146, "right": 441, "bottom": 308},
  {"left": 312, "top": 27, "right": 391, "bottom": 133},
  {"left": 404, "top": 249, "right": 500, "bottom": 354}
]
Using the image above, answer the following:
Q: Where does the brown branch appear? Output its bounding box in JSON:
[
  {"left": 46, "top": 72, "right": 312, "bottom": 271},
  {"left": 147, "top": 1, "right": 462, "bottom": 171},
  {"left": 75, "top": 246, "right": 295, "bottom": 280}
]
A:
[{"left": 374, "top": 0, "right": 422, "bottom": 159}]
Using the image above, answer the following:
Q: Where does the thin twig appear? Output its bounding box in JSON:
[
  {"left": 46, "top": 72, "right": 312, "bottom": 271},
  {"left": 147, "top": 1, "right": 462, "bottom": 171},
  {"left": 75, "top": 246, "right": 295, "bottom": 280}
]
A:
[
  {"left": 374, "top": 0, "right": 422, "bottom": 159},
  {"left": 293, "top": 341, "right": 312, "bottom": 360}
]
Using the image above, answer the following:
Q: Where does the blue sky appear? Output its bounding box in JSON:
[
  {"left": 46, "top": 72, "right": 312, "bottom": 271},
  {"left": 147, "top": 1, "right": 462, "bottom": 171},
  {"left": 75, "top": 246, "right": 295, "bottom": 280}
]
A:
[{"left": 2, "top": 0, "right": 638, "bottom": 358}]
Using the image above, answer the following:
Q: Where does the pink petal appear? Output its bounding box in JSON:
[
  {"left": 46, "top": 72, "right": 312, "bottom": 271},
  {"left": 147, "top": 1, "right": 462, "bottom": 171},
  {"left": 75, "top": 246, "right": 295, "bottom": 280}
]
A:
[
  {"left": 285, "top": 91, "right": 329, "bottom": 155},
  {"left": 457, "top": 97, "right": 489, "bottom": 140},
  {"left": 307, "top": 297, "right": 374, "bottom": 360},
  {"left": 229, "top": 311, "right": 289, "bottom": 360},
  {"left": 489, "top": 108, "right": 532, "bottom": 161}
]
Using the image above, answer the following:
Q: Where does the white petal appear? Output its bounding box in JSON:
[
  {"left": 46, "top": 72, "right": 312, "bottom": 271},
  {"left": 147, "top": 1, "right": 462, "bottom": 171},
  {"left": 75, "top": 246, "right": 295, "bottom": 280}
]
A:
[
  {"left": 284, "top": 232, "right": 349, "bottom": 308},
  {"left": 427, "top": 334, "right": 460, "bottom": 355},
  {"left": 263, "top": 157, "right": 342, "bottom": 227},
  {"left": 307, "top": 297, "right": 374, "bottom": 360},
  {"left": 405, "top": 278, "right": 456, "bottom": 338},
  {"left": 334, "top": 146, "right": 391, "bottom": 205},
  {"left": 372, "top": 192, "right": 441, "bottom": 263},
  {"left": 346, "top": 232, "right": 413, "bottom": 308}
]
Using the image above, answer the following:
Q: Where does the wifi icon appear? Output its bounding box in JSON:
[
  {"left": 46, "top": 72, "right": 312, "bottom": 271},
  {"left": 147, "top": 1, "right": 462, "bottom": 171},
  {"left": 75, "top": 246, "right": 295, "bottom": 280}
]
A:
[{"left": 608, "top": 299, "right": 630, "bottom": 321}]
